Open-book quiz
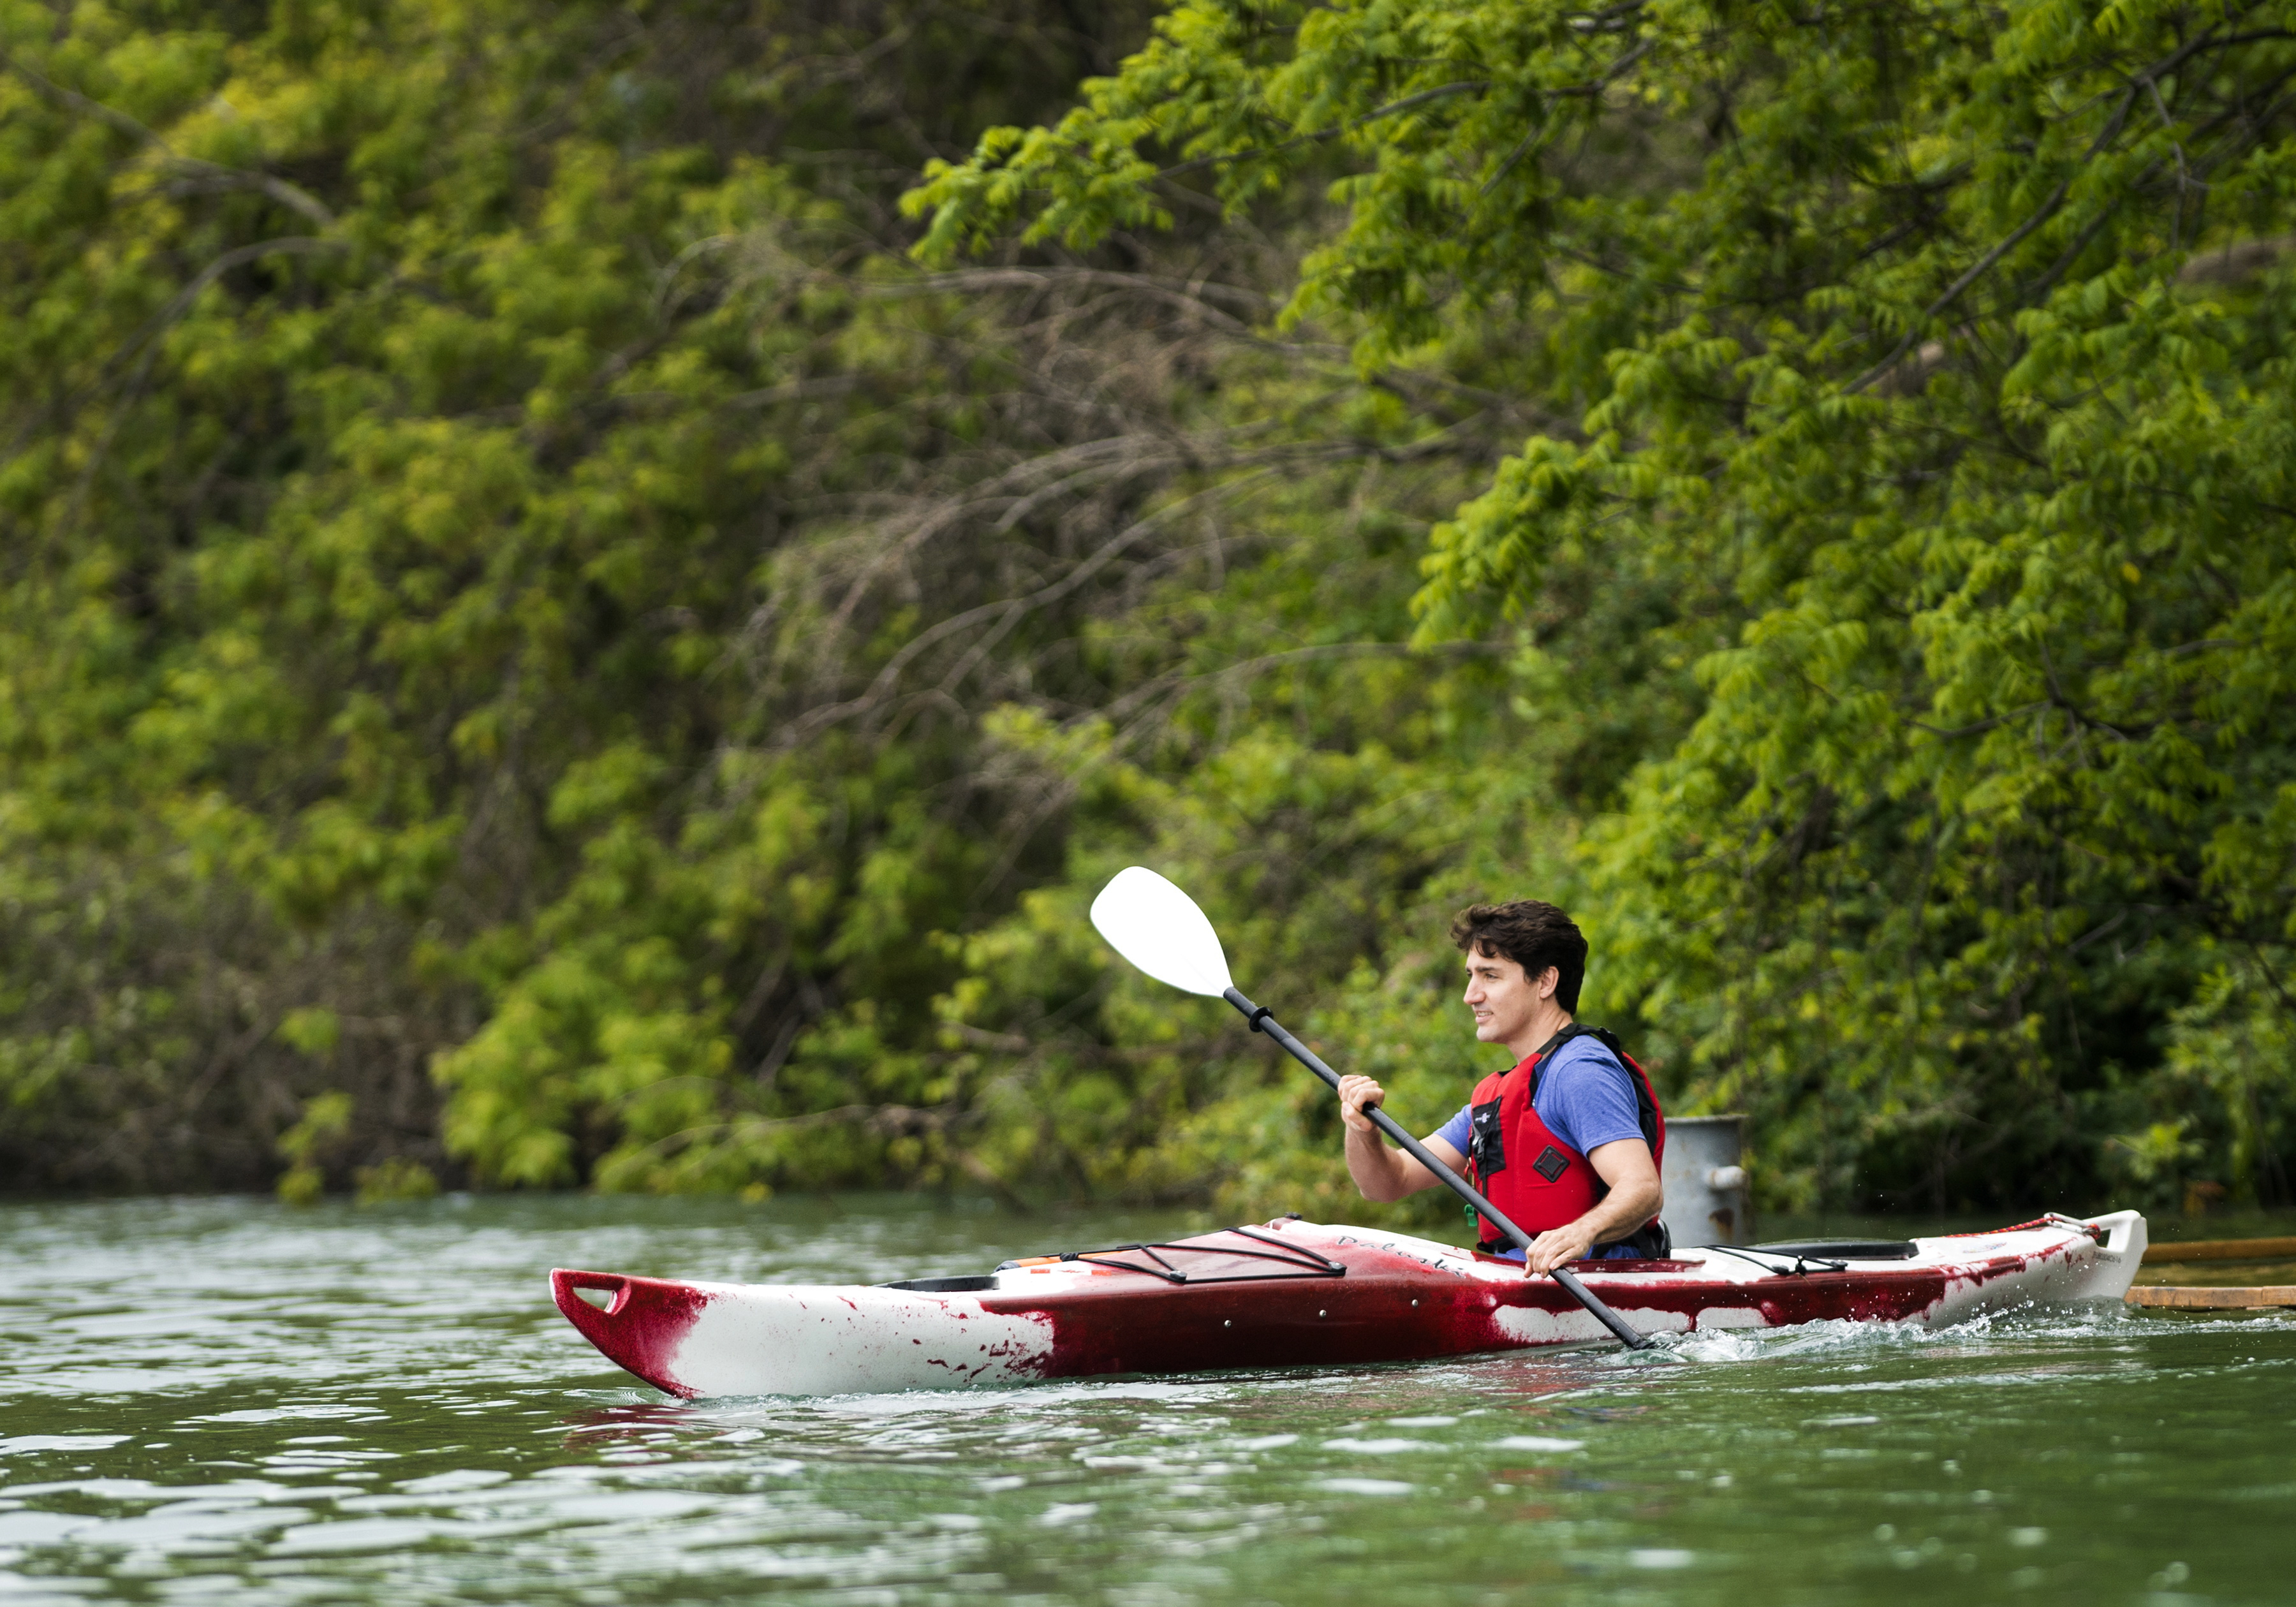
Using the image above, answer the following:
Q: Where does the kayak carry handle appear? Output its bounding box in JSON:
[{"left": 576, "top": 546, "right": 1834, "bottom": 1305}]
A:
[{"left": 554, "top": 1269, "right": 631, "bottom": 1317}]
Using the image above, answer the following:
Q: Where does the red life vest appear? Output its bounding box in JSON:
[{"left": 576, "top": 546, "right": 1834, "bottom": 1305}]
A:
[{"left": 1463, "top": 1024, "right": 1667, "bottom": 1256}]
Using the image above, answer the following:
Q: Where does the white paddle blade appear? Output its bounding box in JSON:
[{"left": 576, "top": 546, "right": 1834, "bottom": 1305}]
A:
[{"left": 1089, "top": 867, "right": 1234, "bottom": 997}]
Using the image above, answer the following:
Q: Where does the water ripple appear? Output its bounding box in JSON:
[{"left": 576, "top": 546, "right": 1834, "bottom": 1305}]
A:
[{"left": 1, "top": 1196, "right": 2289, "bottom": 1606}]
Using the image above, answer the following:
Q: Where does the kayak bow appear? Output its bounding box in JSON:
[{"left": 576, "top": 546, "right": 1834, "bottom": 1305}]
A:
[{"left": 552, "top": 1209, "right": 2146, "bottom": 1399}]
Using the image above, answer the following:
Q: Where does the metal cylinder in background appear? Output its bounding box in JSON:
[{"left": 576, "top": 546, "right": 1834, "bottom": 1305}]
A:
[{"left": 1661, "top": 1115, "right": 1749, "bottom": 1247}]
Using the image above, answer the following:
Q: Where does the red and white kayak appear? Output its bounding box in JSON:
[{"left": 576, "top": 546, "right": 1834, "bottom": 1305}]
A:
[{"left": 551, "top": 1210, "right": 2145, "bottom": 1398}]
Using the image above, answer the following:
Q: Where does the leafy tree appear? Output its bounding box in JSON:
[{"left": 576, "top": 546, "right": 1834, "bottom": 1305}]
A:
[
  {"left": 0, "top": 0, "right": 1203, "bottom": 1191},
  {"left": 913, "top": 0, "right": 2296, "bottom": 1208},
  {"left": 16, "top": 0, "right": 2292, "bottom": 1217},
  {"left": 0, "top": 0, "right": 1524, "bottom": 1212}
]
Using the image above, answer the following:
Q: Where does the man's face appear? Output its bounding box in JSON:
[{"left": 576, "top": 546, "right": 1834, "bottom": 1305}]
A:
[{"left": 1462, "top": 946, "right": 1549, "bottom": 1046}]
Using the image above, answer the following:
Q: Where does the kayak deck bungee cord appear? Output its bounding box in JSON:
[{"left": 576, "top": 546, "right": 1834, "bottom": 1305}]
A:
[{"left": 550, "top": 1208, "right": 2146, "bottom": 1399}]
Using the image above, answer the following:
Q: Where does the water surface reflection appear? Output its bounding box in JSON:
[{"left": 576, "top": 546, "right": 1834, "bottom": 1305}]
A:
[{"left": 1, "top": 1194, "right": 2288, "bottom": 1604}]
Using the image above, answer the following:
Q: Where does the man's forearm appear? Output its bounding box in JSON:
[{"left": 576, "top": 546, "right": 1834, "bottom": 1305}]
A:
[
  {"left": 1577, "top": 1177, "right": 1663, "bottom": 1246},
  {"left": 1344, "top": 1125, "right": 1418, "bottom": 1202}
]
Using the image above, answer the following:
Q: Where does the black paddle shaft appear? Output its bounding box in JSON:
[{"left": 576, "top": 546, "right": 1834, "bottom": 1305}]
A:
[{"left": 1221, "top": 986, "right": 1656, "bottom": 1351}]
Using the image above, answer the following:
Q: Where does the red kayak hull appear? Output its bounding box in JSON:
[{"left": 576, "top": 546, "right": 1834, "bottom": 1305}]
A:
[{"left": 551, "top": 1213, "right": 2145, "bottom": 1398}]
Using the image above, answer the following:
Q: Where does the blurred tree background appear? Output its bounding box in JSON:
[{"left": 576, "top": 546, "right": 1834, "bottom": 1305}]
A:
[{"left": 3, "top": 0, "right": 2290, "bottom": 1221}]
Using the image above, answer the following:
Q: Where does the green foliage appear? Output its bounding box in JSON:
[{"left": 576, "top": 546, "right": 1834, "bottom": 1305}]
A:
[
  {"left": 12, "top": 0, "right": 2295, "bottom": 1215},
  {"left": 354, "top": 1155, "right": 439, "bottom": 1203},
  {"left": 919, "top": 0, "right": 2296, "bottom": 1207},
  {"left": 276, "top": 1090, "right": 353, "bottom": 1205},
  {"left": 0, "top": 0, "right": 1198, "bottom": 1191},
  {"left": 2148, "top": 955, "right": 2296, "bottom": 1207},
  {"left": 1, "top": 0, "right": 1533, "bottom": 1212}
]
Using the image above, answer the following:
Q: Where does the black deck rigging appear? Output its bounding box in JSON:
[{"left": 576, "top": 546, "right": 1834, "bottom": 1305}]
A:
[
  {"left": 878, "top": 1223, "right": 1349, "bottom": 1292},
  {"left": 1047, "top": 1224, "right": 1348, "bottom": 1285}
]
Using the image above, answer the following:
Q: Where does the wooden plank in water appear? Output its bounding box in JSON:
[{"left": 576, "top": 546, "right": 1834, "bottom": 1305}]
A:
[
  {"left": 2126, "top": 1285, "right": 2296, "bottom": 1309},
  {"left": 2140, "top": 1235, "right": 2296, "bottom": 1265}
]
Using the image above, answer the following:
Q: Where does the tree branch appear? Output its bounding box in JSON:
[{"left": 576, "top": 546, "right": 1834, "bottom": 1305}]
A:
[
  {"left": 2, "top": 52, "right": 336, "bottom": 228},
  {"left": 1152, "top": 80, "right": 1492, "bottom": 183}
]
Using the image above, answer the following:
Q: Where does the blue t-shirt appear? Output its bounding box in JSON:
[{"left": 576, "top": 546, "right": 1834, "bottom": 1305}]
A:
[{"left": 1431, "top": 1034, "right": 1650, "bottom": 1261}]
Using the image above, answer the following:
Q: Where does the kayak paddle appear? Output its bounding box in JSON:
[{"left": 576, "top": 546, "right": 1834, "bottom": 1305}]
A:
[{"left": 1088, "top": 865, "right": 1658, "bottom": 1351}]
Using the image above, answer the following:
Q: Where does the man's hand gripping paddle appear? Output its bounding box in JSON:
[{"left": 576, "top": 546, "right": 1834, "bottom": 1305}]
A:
[{"left": 1089, "top": 866, "right": 1657, "bottom": 1351}]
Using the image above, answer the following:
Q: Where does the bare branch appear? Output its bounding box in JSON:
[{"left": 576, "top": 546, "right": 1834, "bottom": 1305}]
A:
[
  {"left": 2180, "top": 232, "right": 2296, "bottom": 284},
  {"left": 2, "top": 52, "right": 337, "bottom": 228}
]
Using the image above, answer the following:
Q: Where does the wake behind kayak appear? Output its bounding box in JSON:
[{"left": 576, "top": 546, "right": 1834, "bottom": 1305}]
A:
[{"left": 551, "top": 1210, "right": 2144, "bottom": 1398}]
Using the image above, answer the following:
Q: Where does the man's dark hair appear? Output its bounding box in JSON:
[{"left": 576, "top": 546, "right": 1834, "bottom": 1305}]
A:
[{"left": 1450, "top": 900, "right": 1589, "bottom": 1012}]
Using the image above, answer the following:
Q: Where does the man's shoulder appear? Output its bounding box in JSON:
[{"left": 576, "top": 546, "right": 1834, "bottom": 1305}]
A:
[
  {"left": 1546, "top": 1031, "right": 1628, "bottom": 1080},
  {"left": 1536, "top": 1031, "right": 1647, "bottom": 1151}
]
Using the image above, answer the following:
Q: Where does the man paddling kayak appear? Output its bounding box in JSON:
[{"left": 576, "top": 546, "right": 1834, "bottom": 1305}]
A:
[{"left": 1337, "top": 901, "right": 1668, "bottom": 1273}]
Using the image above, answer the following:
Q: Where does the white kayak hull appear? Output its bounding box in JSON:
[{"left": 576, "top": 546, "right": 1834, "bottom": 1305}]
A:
[{"left": 552, "top": 1210, "right": 2146, "bottom": 1398}]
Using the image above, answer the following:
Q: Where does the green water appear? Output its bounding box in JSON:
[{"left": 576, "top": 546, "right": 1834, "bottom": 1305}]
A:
[{"left": 2, "top": 1194, "right": 2289, "bottom": 1605}]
